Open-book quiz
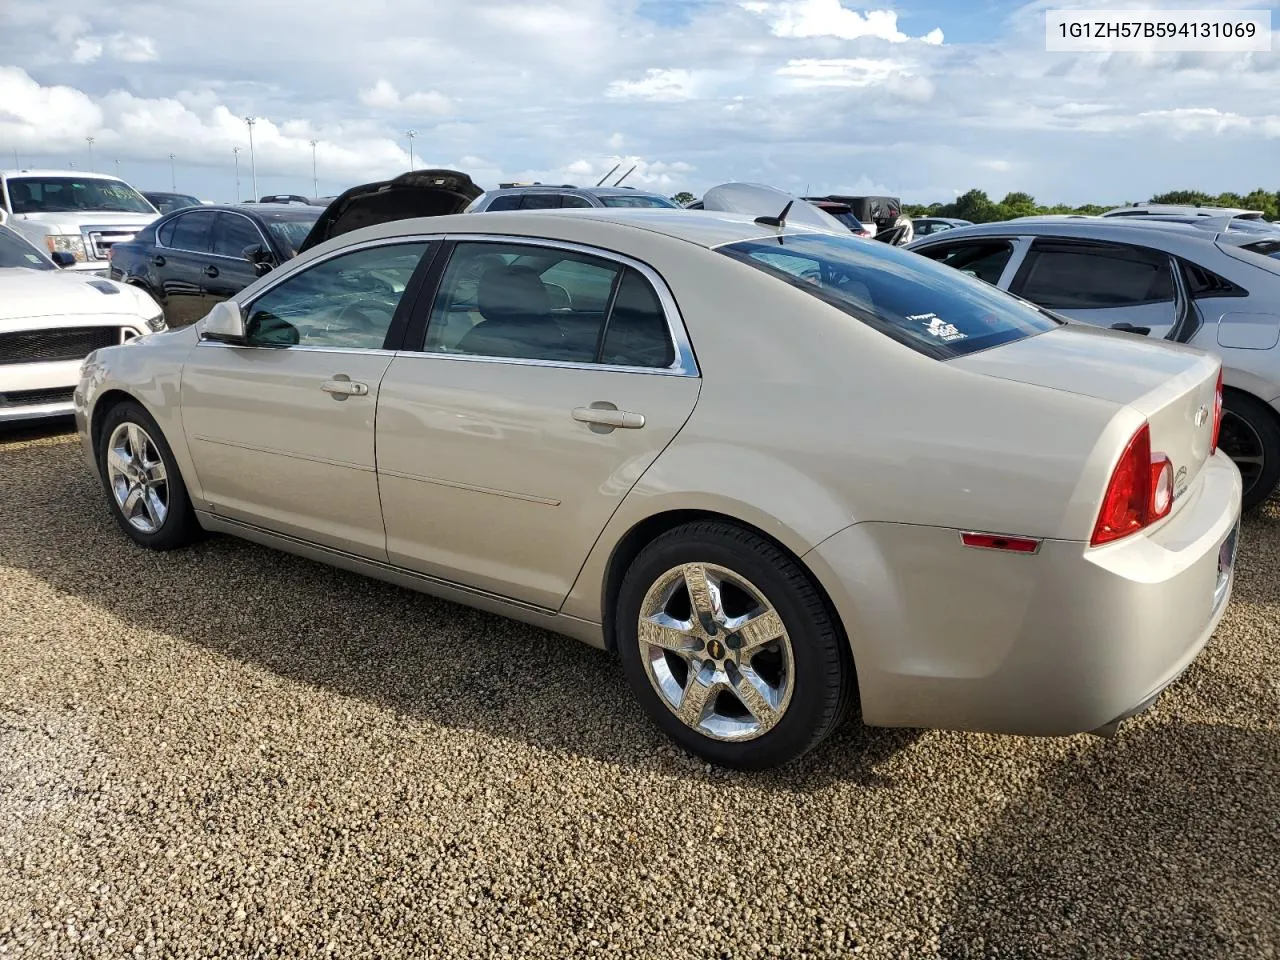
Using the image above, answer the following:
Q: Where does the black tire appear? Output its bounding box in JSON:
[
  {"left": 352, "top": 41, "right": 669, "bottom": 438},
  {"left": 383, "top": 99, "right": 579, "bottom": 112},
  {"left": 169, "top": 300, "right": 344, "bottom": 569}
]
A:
[
  {"left": 1221, "top": 391, "right": 1280, "bottom": 511},
  {"left": 616, "top": 521, "right": 855, "bottom": 771},
  {"left": 96, "top": 400, "right": 202, "bottom": 550}
]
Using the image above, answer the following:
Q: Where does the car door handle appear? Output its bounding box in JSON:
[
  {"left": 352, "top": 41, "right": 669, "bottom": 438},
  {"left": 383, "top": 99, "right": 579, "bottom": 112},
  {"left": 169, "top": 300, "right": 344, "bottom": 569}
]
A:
[
  {"left": 572, "top": 406, "right": 645, "bottom": 429},
  {"left": 203, "top": 265, "right": 219, "bottom": 278},
  {"left": 322, "top": 378, "right": 370, "bottom": 399},
  {"left": 151, "top": 255, "right": 165, "bottom": 267}
]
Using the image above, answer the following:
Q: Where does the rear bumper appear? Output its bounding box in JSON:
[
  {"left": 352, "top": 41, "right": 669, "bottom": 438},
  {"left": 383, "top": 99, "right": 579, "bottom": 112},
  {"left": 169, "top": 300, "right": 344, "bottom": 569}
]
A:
[{"left": 806, "top": 451, "right": 1243, "bottom": 736}]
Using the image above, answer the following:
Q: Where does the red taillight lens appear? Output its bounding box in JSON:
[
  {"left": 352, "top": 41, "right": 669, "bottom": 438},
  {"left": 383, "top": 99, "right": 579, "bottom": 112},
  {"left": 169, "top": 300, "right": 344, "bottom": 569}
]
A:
[
  {"left": 1210, "top": 368, "right": 1223, "bottom": 454},
  {"left": 1091, "top": 423, "right": 1174, "bottom": 546}
]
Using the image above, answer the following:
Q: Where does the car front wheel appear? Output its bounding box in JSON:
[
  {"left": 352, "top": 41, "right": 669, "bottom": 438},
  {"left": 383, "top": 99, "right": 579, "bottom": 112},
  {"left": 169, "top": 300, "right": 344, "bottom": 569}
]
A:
[
  {"left": 616, "top": 521, "right": 854, "bottom": 770},
  {"left": 97, "top": 400, "right": 201, "bottom": 550}
]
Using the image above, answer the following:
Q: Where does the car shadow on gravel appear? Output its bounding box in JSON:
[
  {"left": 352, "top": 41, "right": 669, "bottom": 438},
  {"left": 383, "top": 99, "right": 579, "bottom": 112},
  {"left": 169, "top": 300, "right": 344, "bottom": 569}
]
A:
[
  {"left": 1, "top": 437, "right": 919, "bottom": 790},
  {"left": 938, "top": 717, "right": 1280, "bottom": 958}
]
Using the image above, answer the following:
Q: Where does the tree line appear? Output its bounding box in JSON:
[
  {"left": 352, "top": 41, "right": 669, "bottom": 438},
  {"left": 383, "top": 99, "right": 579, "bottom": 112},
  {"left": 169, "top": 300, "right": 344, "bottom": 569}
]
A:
[
  {"left": 668, "top": 188, "right": 1280, "bottom": 222},
  {"left": 902, "top": 188, "right": 1280, "bottom": 223}
]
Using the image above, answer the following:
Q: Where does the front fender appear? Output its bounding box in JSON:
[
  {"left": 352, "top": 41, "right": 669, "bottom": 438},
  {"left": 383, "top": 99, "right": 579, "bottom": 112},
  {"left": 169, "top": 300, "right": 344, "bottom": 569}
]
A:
[{"left": 77, "top": 326, "right": 202, "bottom": 499}]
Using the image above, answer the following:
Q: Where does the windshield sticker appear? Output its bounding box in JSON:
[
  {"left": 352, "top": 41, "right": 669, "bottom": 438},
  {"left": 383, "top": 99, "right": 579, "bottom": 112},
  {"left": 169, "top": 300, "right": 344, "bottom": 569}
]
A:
[
  {"left": 908, "top": 312, "right": 968, "bottom": 342},
  {"left": 25, "top": 254, "right": 41, "bottom": 263}
]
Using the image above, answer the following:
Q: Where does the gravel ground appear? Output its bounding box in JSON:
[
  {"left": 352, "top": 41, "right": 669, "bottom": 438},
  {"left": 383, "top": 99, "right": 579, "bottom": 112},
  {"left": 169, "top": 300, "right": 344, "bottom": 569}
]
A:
[{"left": 2, "top": 425, "right": 1278, "bottom": 960}]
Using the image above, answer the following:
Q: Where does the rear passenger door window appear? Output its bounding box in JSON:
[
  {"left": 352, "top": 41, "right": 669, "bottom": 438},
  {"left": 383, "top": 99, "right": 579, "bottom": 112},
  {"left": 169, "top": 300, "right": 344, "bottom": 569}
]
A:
[
  {"left": 914, "top": 239, "right": 1017, "bottom": 286},
  {"left": 168, "top": 210, "right": 215, "bottom": 253},
  {"left": 1010, "top": 239, "right": 1177, "bottom": 337},
  {"left": 422, "top": 240, "right": 675, "bottom": 368},
  {"left": 519, "top": 194, "right": 563, "bottom": 210}
]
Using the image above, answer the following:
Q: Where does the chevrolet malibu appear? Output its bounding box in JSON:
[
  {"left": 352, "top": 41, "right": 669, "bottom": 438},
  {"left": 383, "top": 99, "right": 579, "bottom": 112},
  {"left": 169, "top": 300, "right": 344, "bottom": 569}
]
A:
[{"left": 74, "top": 209, "right": 1242, "bottom": 769}]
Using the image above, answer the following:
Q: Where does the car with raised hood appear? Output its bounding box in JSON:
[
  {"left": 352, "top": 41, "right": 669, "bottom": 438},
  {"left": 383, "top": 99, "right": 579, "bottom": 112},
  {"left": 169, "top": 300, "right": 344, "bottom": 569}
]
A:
[
  {"left": 75, "top": 206, "right": 1240, "bottom": 770},
  {"left": 909, "top": 216, "right": 1280, "bottom": 509},
  {"left": 108, "top": 203, "right": 324, "bottom": 327},
  {"left": 0, "top": 223, "right": 163, "bottom": 423},
  {"left": 0, "top": 170, "right": 159, "bottom": 275}
]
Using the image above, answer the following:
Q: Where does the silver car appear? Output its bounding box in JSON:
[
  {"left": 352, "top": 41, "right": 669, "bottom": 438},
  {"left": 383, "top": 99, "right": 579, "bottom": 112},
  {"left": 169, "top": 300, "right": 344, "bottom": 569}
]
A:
[
  {"left": 909, "top": 217, "right": 1280, "bottom": 509},
  {"left": 75, "top": 209, "right": 1240, "bottom": 770}
]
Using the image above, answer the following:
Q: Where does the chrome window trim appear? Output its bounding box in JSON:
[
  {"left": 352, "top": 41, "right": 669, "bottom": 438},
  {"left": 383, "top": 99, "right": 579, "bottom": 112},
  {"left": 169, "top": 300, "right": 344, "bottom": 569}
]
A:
[{"left": 429, "top": 232, "right": 699, "bottom": 377}]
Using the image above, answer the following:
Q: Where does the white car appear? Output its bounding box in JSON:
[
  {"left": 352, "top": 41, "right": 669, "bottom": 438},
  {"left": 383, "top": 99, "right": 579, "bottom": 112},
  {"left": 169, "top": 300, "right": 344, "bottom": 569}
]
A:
[
  {"left": 0, "top": 224, "right": 165, "bottom": 423},
  {"left": 0, "top": 169, "right": 159, "bottom": 276}
]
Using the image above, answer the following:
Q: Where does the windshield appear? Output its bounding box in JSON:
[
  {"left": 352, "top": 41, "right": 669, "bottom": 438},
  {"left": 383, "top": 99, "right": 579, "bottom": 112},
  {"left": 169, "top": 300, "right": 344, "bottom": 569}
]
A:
[
  {"left": 147, "top": 193, "right": 201, "bottom": 215},
  {"left": 828, "top": 211, "right": 865, "bottom": 232},
  {"left": 266, "top": 214, "right": 322, "bottom": 257},
  {"left": 599, "top": 194, "right": 679, "bottom": 208},
  {"left": 719, "top": 232, "right": 1061, "bottom": 359},
  {"left": 6, "top": 177, "right": 156, "bottom": 214},
  {"left": 0, "top": 225, "right": 54, "bottom": 270}
]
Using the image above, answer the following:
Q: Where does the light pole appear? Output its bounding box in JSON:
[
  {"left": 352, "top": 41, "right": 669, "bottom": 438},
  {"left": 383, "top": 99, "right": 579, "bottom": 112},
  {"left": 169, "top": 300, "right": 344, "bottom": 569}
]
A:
[
  {"left": 244, "top": 116, "right": 259, "bottom": 201},
  {"left": 309, "top": 139, "right": 318, "bottom": 197},
  {"left": 405, "top": 130, "right": 416, "bottom": 170},
  {"left": 114, "top": 157, "right": 120, "bottom": 175},
  {"left": 169, "top": 153, "right": 176, "bottom": 190},
  {"left": 85, "top": 136, "right": 95, "bottom": 169},
  {"left": 233, "top": 146, "right": 242, "bottom": 203}
]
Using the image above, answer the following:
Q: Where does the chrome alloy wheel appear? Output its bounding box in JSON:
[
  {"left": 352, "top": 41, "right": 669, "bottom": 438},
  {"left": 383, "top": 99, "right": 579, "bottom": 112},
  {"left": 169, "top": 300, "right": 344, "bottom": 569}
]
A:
[
  {"left": 105, "top": 422, "right": 169, "bottom": 534},
  {"left": 637, "top": 563, "right": 795, "bottom": 741}
]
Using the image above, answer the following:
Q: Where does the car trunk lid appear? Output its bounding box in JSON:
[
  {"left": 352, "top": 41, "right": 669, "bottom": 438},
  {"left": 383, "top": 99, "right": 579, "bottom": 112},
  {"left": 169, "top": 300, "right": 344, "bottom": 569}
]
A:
[
  {"left": 297, "top": 169, "right": 483, "bottom": 254},
  {"left": 953, "top": 323, "right": 1222, "bottom": 506}
]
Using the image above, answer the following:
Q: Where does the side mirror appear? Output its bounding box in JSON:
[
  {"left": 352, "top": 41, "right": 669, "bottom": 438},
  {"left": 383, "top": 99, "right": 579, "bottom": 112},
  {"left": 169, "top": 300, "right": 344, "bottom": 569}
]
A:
[
  {"left": 50, "top": 250, "right": 77, "bottom": 268},
  {"left": 242, "top": 244, "right": 274, "bottom": 276},
  {"left": 200, "top": 300, "right": 247, "bottom": 343}
]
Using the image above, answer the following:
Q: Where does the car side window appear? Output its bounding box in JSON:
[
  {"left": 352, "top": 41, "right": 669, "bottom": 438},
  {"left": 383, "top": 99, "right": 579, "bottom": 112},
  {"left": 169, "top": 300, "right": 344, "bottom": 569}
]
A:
[
  {"left": 422, "top": 241, "right": 675, "bottom": 367},
  {"left": 156, "top": 219, "right": 176, "bottom": 246},
  {"left": 211, "top": 213, "right": 266, "bottom": 259},
  {"left": 484, "top": 194, "right": 523, "bottom": 212},
  {"left": 559, "top": 194, "right": 593, "bottom": 208},
  {"left": 915, "top": 240, "right": 1015, "bottom": 286},
  {"left": 169, "top": 211, "right": 215, "bottom": 253},
  {"left": 242, "top": 242, "right": 430, "bottom": 349},
  {"left": 519, "top": 194, "right": 562, "bottom": 210},
  {"left": 1013, "top": 241, "right": 1173, "bottom": 309}
]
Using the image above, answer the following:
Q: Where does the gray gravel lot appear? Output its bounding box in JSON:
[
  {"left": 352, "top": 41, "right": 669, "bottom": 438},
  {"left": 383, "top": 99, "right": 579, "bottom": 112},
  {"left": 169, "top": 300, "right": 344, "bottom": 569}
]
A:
[{"left": 2, "top": 425, "right": 1278, "bottom": 959}]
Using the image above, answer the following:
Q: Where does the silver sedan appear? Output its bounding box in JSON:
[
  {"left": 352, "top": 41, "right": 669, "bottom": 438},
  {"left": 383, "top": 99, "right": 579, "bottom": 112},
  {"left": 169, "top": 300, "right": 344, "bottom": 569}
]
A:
[
  {"left": 909, "top": 217, "right": 1280, "bottom": 509},
  {"left": 75, "top": 209, "right": 1241, "bottom": 769}
]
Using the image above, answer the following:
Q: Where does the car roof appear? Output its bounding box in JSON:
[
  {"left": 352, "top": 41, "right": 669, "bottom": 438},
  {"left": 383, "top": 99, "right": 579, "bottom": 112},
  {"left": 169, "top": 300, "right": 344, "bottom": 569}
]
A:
[
  {"left": 1, "top": 168, "right": 128, "bottom": 181},
  {"left": 311, "top": 207, "right": 838, "bottom": 253},
  {"left": 487, "top": 184, "right": 669, "bottom": 198},
  {"left": 905, "top": 216, "right": 1241, "bottom": 257}
]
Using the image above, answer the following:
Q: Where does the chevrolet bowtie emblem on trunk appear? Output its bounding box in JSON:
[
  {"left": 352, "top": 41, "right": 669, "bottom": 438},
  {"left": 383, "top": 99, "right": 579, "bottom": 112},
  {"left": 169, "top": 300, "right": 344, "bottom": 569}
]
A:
[{"left": 1195, "top": 404, "right": 1209, "bottom": 427}]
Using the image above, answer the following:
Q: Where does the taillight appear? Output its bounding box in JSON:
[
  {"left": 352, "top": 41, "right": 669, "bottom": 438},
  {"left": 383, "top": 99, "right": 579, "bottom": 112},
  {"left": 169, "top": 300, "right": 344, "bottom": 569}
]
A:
[
  {"left": 1091, "top": 423, "right": 1175, "bottom": 546},
  {"left": 1209, "top": 368, "right": 1223, "bottom": 454}
]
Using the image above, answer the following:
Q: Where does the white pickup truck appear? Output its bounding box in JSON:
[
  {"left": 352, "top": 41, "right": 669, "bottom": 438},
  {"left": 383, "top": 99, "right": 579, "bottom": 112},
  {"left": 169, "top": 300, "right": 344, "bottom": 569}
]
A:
[{"left": 0, "top": 169, "right": 160, "bottom": 276}]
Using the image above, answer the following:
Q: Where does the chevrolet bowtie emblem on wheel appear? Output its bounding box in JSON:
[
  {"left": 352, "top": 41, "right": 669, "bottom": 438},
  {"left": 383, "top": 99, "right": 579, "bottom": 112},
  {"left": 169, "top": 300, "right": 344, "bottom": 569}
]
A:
[{"left": 1195, "top": 404, "right": 1209, "bottom": 427}]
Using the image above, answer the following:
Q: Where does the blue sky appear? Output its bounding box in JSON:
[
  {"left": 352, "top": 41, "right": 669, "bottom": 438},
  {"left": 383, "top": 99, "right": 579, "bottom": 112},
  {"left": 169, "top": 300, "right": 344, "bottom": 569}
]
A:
[{"left": 1, "top": 0, "right": 1277, "bottom": 206}]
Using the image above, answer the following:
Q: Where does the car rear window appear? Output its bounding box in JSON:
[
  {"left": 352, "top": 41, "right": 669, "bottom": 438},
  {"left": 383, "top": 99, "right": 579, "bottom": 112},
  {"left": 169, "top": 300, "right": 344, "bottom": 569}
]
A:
[
  {"left": 598, "top": 195, "right": 679, "bottom": 208},
  {"left": 718, "top": 232, "right": 1061, "bottom": 359}
]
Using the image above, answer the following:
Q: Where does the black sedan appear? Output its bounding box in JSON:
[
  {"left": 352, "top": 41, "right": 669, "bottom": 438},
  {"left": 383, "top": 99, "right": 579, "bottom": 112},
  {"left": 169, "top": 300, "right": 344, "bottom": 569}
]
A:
[{"left": 108, "top": 204, "right": 322, "bottom": 326}]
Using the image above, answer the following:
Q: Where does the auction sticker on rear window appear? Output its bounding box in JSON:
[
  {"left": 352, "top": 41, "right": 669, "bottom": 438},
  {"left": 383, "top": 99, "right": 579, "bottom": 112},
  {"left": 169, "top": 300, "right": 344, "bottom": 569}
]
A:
[{"left": 909, "top": 312, "right": 968, "bottom": 342}]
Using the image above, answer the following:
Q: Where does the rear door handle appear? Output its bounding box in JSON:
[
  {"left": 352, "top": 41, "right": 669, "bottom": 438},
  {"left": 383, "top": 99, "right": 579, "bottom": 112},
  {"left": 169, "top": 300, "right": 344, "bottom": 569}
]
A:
[
  {"left": 572, "top": 406, "right": 645, "bottom": 429},
  {"left": 151, "top": 255, "right": 165, "bottom": 267},
  {"left": 322, "top": 378, "right": 370, "bottom": 400},
  {"left": 203, "top": 265, "right": 219, "bottom": 278}
]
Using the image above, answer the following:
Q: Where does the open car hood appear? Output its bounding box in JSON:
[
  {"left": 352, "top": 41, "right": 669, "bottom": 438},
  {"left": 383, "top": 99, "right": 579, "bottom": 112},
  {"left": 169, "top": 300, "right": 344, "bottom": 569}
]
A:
[
  {"left": 700, "top": 183, "right": 849, "bottom": 233},
  {"left": 296, "top": 169, "right": 483, "bottom": 254}
]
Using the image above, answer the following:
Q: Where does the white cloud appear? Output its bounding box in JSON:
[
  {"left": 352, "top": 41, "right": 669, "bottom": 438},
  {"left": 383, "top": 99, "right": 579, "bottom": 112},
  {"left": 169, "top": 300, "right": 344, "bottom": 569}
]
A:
[
  {"left": 742, "top": 0, "right": 943, "bottom": 44},
  {"left": 979, "top": 159, "right": 1013, "bottom": 172},
  {"left": 358, "top": 80, "right": 453, "bottom": 116},
  {"left": 607, "top": 68, "right": 700, "bottom": 102}
]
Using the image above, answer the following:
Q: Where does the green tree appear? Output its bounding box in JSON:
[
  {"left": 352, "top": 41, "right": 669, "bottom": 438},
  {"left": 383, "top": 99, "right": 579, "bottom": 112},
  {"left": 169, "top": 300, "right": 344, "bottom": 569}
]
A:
[
  {"left": 997, "top": 191, "right": 1038, "bottom": 220},
  {"left": 1151, "top": 189, "right": 1214, "bottom": 205},
  {"left": 671, "top": 191, "right": 695, "bottom": 205},
  {"left": 1242, "top": 189, "right": 1279, "bottom": 218}
]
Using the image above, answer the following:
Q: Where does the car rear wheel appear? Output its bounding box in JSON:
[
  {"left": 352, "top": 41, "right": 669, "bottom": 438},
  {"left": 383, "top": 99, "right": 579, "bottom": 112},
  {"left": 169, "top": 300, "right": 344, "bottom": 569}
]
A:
[
  {"left": 616, "top": 521, "right": 854, "bottom": 770},
  {"left": 97, "top": 400, "right": 201, "bottom": 550},
  {"left": 1220, "top": 391, "right": 1280, "bottom": 510}
]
